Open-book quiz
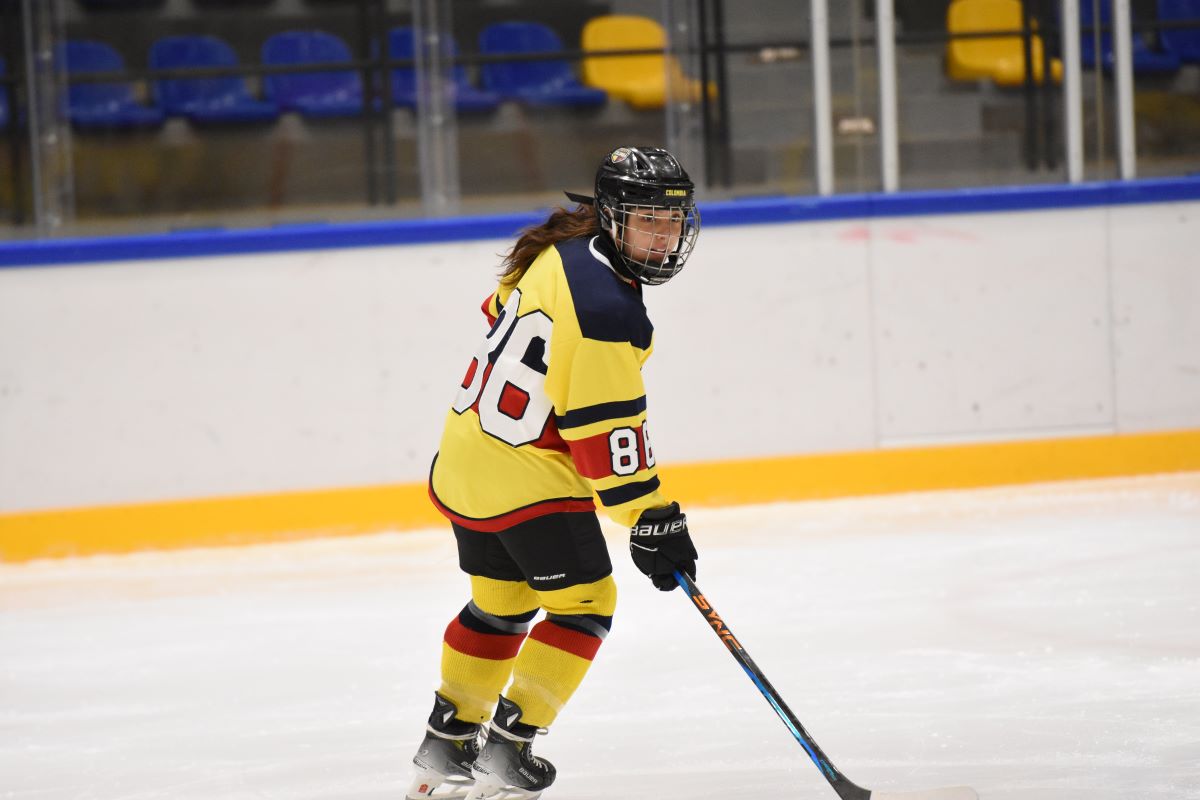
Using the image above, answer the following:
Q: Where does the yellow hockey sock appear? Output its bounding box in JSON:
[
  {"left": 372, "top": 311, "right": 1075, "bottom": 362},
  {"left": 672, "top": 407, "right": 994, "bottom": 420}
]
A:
[
  {"left": 438, "top": 576, "right": 538, "bottom": 724},
  {"left": 505, "top": 575, "right": 616, "bottom": 728}
]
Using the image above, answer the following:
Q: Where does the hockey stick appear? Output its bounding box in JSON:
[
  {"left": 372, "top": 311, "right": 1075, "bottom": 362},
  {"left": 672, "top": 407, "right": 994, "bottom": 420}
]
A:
[{"left": 673, "top": 570, "right": 979, "bottom": 800}]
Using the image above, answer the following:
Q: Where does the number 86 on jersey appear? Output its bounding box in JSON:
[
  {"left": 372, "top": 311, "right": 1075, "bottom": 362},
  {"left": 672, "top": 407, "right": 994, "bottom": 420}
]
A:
[{"left": 452, "top": 288, "right": 555, "bottom": 448}]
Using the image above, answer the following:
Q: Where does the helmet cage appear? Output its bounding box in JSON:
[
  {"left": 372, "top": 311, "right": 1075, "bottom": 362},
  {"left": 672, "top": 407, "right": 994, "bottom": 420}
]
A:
[
  {"left": 603, "top": 200, "right": 700, "bottom": 286},
  {"left": 591, "top": 145, "right": 700, "bottom": 286}
]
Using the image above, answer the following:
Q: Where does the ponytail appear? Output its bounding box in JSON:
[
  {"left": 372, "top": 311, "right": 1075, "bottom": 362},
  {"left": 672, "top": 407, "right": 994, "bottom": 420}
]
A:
[{"left": 500, "top": 204, "right": 600, "bottom": 286}]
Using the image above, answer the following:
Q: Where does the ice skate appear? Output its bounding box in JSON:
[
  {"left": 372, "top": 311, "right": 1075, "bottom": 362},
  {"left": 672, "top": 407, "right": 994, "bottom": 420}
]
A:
[
  {"left": 465, "top": 697, "right": 556, "bottom": 800},
  {"left": 406, "top": 694, "right": 482, "bottom": 800}
]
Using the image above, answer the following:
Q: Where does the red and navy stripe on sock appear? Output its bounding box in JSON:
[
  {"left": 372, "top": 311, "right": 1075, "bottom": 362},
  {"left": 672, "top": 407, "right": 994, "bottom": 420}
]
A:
[
  {"left": 443, "top": 601, "right": 538, "bottom": 661},
  {"left": 527, "top": 612, "right": 611, "bottom": 661}
]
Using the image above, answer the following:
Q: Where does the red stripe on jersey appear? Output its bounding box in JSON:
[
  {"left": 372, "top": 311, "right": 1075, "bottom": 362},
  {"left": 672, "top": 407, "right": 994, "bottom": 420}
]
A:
[
  {"left": 568, "top": 424, "right": 644, "bottom": 480},
  {"left": 528, "top": 619, "right": 602, "bottom": 661},
  {"left": 481, "top": 293, "right": 498, "bottom": 325},
  {"left": 529, "top": 415, "right": 569, "bottom": 453},
  {"left": 428, "top": 482, "right": 596, "bottom": 533},
  {"left": 444, "top": 618, "right": 525, "bottom": 661}
]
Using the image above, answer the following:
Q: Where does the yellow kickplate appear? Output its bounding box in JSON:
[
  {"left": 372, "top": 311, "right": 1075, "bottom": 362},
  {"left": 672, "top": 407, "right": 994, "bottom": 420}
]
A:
[
  {"left": 2, "top": 429, "right": 1198, "bottom": 563},
  {"left": 0, "top": 483, "right": 443, "bottom": 563},
  {"left": 662, "top": 428, "right": 1200, "bottom": 507}
]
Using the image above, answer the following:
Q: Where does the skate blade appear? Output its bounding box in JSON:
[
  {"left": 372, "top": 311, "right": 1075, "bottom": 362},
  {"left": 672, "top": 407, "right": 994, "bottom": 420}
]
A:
[
  {"left": 463, "top": 770, "right": 542, "bottom": 800},
  {"left": 462, "top": 788, "right": 541, "bottom": 800},
  {"left": 406, "top": 766, "right": 474, "bottom": 800}
]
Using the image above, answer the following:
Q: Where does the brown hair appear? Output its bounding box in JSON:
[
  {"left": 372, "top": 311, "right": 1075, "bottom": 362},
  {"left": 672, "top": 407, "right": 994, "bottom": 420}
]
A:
[{"left": 500, "top": 204, "right": 600, "bottom": 286}]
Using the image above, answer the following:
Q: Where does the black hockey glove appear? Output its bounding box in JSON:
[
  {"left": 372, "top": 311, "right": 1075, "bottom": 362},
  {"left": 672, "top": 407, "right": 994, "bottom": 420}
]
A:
[{"left": 629, "top": 502, "right": 698, "bottom": 592}]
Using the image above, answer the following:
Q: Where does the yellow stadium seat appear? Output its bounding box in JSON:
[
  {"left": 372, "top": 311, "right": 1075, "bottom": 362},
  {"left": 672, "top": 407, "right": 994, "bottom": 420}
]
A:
[
  {"left": 946, "top": 0, "right": 1063, "bottom": 86},
  {"left": 581, "top": 15, "right": 713, "bottom": 110}
]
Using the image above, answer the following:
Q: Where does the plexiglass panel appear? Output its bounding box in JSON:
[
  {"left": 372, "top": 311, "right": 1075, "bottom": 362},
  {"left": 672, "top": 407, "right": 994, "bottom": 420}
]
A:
[{"left": 2, "top": 0, "right": 1199, "bottom": 238}]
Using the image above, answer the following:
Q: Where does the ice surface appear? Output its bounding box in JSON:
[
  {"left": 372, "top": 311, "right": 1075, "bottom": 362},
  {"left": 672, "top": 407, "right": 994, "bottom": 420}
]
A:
[{"left": 2, "top": 474, "right": 1198, "bottom": 800}]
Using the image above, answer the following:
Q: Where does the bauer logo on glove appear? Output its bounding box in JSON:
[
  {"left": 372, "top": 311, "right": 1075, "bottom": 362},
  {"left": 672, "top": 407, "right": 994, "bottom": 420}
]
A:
[
  {"left": 628, "top": 502, "right": 698, "bottom": 591},
  {"left": 631, "top": 515, "right": 688, "bottom": 537}
]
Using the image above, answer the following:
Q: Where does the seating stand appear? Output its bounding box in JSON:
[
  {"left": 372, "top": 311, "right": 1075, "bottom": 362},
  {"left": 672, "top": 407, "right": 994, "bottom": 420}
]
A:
[
  {"left": 581, "top": 15, "right": 710, "bottom": 110},
  {"left": 1079, "top": 0, "right": 1181, "bottom": 74},
  {"left": 150, "top": 35, "right": 280, "bottom": 124},
  {"left": 1157, "top": 0, "right": 1200, "bottom": 63},
  {"left": 478, "top": 21, "right": 607, "bottom": 108}
]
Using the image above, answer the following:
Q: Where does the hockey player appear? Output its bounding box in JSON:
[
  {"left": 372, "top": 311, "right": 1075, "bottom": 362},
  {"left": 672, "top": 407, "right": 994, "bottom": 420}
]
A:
[{"left": 407, "top": 146, "right": 702, "bottom": 800}]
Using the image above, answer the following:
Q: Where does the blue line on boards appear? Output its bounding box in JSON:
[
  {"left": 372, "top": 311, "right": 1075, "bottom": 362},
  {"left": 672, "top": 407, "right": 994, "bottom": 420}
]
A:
[{"left": 2, "top": 176, "right": 1198, "bottom": 269}]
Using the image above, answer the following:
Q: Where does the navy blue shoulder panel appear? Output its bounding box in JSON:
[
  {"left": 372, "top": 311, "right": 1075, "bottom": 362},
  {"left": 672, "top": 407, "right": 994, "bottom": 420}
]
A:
[{"left": 555, "top": 237, "right": 654, "bottom": 349}]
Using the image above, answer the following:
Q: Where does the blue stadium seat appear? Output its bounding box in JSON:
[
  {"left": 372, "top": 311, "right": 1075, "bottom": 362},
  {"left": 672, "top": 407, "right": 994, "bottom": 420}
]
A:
[
  {"left": 388, "top": 27, "right": 500, "bottom": 113},
  {"left": 1080, "top": 0, "right": 1181, "bottom": 73},
  {"left": 262, "top": 30, "right": 364, "bottom": 117},
  {"left": 1158, "top": 0, "right": 1200, "bottom": 62},
  {"left": 150, "top": 35, "right": 280, "bottom": 123},
  {"left": 478, "top": 22, "right": 607, "bottom": 108},
  {"left": 59, "top": 40, "right": 165, "bottom": 129},
  {"left": 0, "top": 57, "right": 9, "bottom": 130}
]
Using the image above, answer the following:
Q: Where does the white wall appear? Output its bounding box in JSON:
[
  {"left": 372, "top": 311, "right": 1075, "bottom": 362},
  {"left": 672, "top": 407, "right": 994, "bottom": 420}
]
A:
[
  {"left": 2, "top": 200, "right": 1198, "bottom": 513},
  {"left": 1109, "top": 202, "right": 1200, "bottom": 431}
]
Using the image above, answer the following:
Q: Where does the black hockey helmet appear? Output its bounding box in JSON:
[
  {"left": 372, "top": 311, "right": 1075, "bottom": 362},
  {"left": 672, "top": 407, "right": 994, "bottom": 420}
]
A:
[{"left": 566, "top": 145, "right": 700, "bottom": 286}]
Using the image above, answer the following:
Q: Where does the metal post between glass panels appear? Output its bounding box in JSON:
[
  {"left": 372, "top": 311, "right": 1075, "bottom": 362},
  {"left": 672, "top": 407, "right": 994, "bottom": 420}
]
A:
[
  {"left": 21, "top": 0, "right": 73, "bottom": 233},
  {"left": 413, "top": 0, "right": 459, "bottom": 215},
  {"left": 663, "top": 0, "right": 705, "bottom": 191},
  {"left": 876, "top": 0, "right": 899, "bottom": 192},
  {"left": 376, "top": 0, "right": 397, "bottom": 206},
  {"left": 1061, "top": 0, "right": 1084, "bottom": 182},
  {"left": 810, "top": 0, "right": 833, "bottom": 196},
  {"left": 1111, "top": 0, "right": 1137, "bottom": 179}
]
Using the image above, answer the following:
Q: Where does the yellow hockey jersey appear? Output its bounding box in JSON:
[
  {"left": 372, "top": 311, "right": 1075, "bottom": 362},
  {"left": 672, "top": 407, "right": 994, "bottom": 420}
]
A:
[{"left": 429, "top": 234, "right": 669, "bottom": 531}]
